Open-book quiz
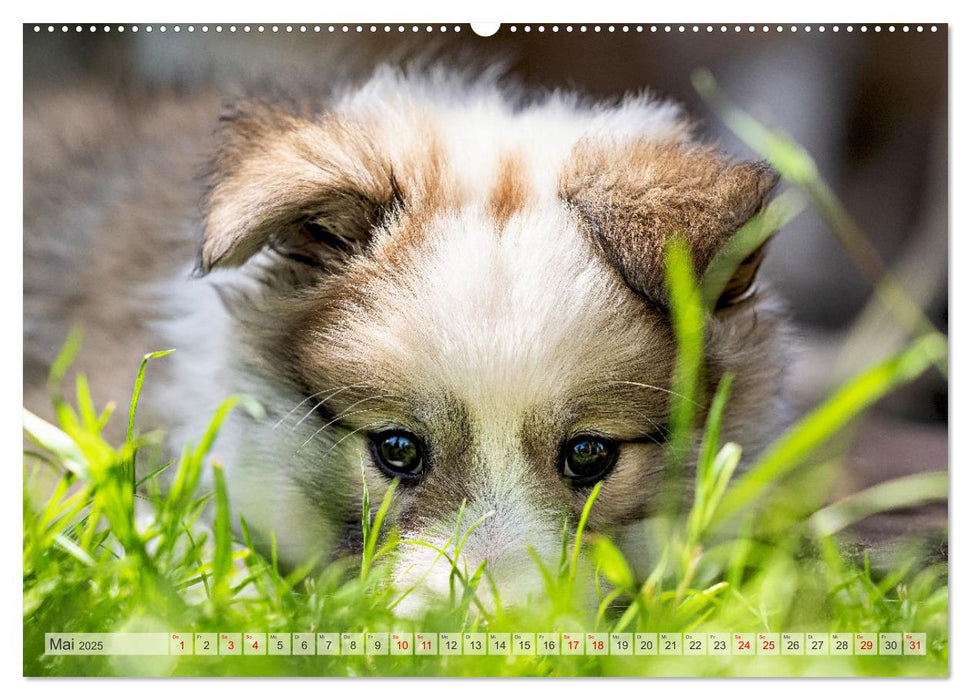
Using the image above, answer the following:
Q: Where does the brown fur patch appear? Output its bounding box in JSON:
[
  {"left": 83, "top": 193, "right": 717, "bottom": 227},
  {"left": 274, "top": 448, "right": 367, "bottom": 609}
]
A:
[
  {"left": 560, "top": 139, "right": 779, "bottom": 308},
  {"left": 202, "top": 102, "right": 459, "bottom": 273},
  {"left": 203, "top": 105, "right": 396, "bottom": 270},
  {"left": 487, "top": 153, "right": 529, "bottom": 226}
]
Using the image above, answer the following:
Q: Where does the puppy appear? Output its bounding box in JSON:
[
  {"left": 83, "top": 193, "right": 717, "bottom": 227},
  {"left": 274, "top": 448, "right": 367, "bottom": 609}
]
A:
[{"left": 23, "top": 66, "right": 788, "bottom": 612}]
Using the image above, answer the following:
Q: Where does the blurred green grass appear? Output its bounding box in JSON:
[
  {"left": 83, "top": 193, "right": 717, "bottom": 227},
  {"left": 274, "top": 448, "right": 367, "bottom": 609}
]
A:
[{"left": 22, "top": 79, "right": 948, "bottom": 678}]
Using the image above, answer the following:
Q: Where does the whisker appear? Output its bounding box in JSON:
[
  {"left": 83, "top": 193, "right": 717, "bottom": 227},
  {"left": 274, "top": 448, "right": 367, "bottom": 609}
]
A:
[
  {"left": 638, "top": 413, "right": 670, "bottom": 445},
  {"left": 296, "top": 406, "right": 390, "bottom": 451},
  {"left": 609, "top": 380, "right": 706, "bottom": 409},
  {"left": 288, "top": 386, "right": 371, "bottom": 431},
  {"left": 291, "top": 392, "right": 403, "bottom": 434},
  {"left": 298, "top": 421, "right": 385, "bottom": 460},
  {"left": 272, "top": 384, "right": 365, "bottom": 430},
  {"left": 289, "top": 389, "right": 403, "bottom": 433}
]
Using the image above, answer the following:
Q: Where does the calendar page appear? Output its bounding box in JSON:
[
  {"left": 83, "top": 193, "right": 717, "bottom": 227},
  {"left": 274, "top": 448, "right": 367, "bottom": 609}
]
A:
[{"left": 22, "top": 19, "right": 948, "bottom": 678}]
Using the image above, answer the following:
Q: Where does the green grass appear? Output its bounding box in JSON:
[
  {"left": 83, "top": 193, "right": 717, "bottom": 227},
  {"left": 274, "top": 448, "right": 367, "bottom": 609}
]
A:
[{"left": 22, "top": 81, "right": 948, "bottom": 678}]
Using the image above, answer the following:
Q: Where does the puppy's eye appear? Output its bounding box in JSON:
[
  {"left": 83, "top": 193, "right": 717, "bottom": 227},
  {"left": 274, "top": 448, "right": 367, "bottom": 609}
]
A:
[
  {"left": 371, "top": 431, "right": 424, "bottom": 481},
  {"left": 562, "top": 435, "right": 619, "bottom": 485}
]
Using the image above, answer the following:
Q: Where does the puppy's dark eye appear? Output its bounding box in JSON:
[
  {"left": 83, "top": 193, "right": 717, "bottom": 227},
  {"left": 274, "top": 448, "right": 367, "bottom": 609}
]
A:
[
  {"left": 371, "top": 431, "right": 424, "bottom": 480},
  {"left": 562, "top": 435, "right": 619, "bottom": 485}
]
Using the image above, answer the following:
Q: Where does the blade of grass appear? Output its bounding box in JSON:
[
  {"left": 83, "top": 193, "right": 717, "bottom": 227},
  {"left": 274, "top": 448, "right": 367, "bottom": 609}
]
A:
[
  {"left": 712, "top": 333, "right": 946, "bottom": 525},
  {"left": 588, "top": 534, "right": 635, "bottom": 594},
  {"left": 808, "top": 471, "right": 947, "bottom": 537},
  {"left": 52, "top": 533, "right": 96, "bottom": 566},
  {"left": 210, "top": 460, "right": 233, "bottom": 601},
  {"left": 663, "top": 238, "right": 706, "bottom": 516},
  {"left": 135, "top": 460, "right": 176, "bottom": 488},
  {"left": 570, "top": 481, "right": 603, "bottom": 584},
  {"left": 23, "top": 409, "right": 87, "bottom": 478},
  {"left": 361, "top": 479, "right": 398, "bottom": 583},
  {"left": 127, "top": 350, "right": 175, "bottom": 445},
  {"left": 46, "top": 327, "right": 82, "bottom": 399},
  {"left": 687, "top": 373, "right": 735, "bottom": 543}
]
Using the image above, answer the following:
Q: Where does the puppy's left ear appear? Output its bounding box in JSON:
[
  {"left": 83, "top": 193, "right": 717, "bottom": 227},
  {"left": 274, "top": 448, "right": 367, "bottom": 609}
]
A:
[
  {"left": 562, "top": 142, "right": 779, "bottom": 309},
  {"left": 199, "top": 101, "right": 398, "bottom": 273}
]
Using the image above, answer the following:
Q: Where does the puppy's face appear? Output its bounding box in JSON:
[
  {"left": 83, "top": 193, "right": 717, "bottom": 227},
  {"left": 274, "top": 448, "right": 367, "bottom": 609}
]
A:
[{"left": 200, "top": 74, "right": 787, "bottom": 610}]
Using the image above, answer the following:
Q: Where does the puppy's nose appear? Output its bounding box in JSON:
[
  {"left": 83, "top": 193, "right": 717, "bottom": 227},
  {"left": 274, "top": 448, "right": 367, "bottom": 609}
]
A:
[{"left": 390, "top": 515, "right": 563, "bottom": 617}]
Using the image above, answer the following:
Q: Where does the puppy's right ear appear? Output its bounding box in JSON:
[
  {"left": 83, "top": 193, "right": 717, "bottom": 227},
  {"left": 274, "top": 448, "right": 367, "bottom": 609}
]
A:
[
  {"left": 562, "top": 140, "right": 779, "bottom": 309},
  {"left": 199, "top": 101, "right": 401, "bottom": 274}
]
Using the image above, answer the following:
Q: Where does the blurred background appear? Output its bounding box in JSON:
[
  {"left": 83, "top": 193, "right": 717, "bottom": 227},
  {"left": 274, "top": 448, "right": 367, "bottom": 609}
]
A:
[{"left": 24, "top": 24, "right": 948, "bottom": 555}]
